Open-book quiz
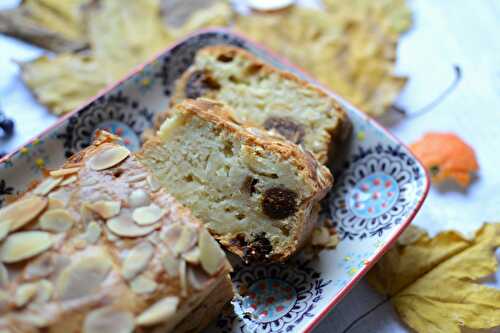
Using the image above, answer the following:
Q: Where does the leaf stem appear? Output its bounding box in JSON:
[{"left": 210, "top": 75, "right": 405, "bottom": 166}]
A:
[
  {"left": 341, "top": 296, "right": 391, "bottom": 333},
  {"left": 392, "top": 64, "right": 462, "bottom": 118}
]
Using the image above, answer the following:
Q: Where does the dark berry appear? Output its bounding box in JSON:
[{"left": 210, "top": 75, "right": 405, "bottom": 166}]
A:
[{"left": 262, "top": 187, "right": 298, "bottom": 220}]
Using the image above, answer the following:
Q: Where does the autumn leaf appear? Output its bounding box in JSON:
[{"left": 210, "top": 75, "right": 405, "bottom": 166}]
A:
[
  {"left": 235, "top": 1, "right": 412, "bottom": 116},
  {"left": 410, "top": 132, "right": 479, "bottom": 188},
  {"left": 368, "top": 223, "right": 500, "bottom": 333}
]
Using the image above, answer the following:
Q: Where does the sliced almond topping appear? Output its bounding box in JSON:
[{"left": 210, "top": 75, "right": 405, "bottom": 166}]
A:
[
  {"left": 15, "top": 283, "right": 38, "bottom": 307},
  {"left": 60, "top": 175, "right": 78, "bottom": 186},
  {"left": 128, "top": 189, "right": 150, "bottom": 208},
  {"left": 199, "top": 229, "right": 225, "bottom": 275},
  {"left": 163, "top": 223, "right": 197, "bottom": 256},
  {"left": 146, "top": 174, "right": 160, "bottom": 192},
  {"left": 136, "top": 296, "right": 179, "bottom": 326},
  {"left": 107, "top": 215, "right": 159, "bottom": 238},
  {"left": 84, "top": 222, "right": 102, "bottom": 244},
  {"left": 0, "top": 290, "right": 11, "bottom": 313},
  {"left": 0, "top": 196, "right": 47, "bottom": 232},
  {"left": 122, "top": 241, "right": 154, "bottom": 280},
  {"left": 182, "top": 247, "right": 200, "bottom": 264},
  {"left": 80, "top": 203, "right": 95, "bottom": 223},
  {"left": 0, "top": 231, "right": 53, "bottom": 263},
  {"left": 34, "top": 279, "right": 53, "bottom": 303},
  {"left": 33, "top": 177, "right": 63, "bottom": 196},
  {"left": 89, "top": 146, "right": 130, "bottom": 171},
  {"left": 130, "top": 275, "right": 157, "bottom": 295},
  {"left": 73, "top": 238, "right": 87, "bottom": 250},
  {"left": 128, "top": 172, "right": 148, "bottom": 183},
  {"left": 0, "top": 263, "right": 8, "bottom": 286},
  {"left": 56, "top": 251, "right": 112, "bottom": 301},
  {"left": 39, "top": 209, "right": 75, "bottom": 233},
  {"left": 132, "top": 204, "right": 165, "bottom": 225},
  {"left": 162, "top": 252, "right": 179, "bottom": 278},
  {"left": 23, "top": 252, "right": 54, "bottom": 280},
  {"left": 83, "top": 306, "right": 135, "bottom": 333},
  {"left": 49, "top": 167, "right": 80, "bottom": 177},
  {"left": 89, "top": 200, "right": 121, "bottom": 219},
  {"left": 0, "top": 222, "right": 9, "bottom": 242},
  {"left": 187, "top": 266, "right": 213, "bottom": 291}
]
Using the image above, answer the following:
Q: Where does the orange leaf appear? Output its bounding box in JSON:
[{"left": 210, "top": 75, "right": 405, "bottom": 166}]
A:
[{"left": 410, "top": 132, "right": 479, "bottom": 187}]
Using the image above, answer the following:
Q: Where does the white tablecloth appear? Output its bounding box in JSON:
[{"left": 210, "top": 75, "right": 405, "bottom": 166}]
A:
[{"left": 1, "top": 0, "right": 499, "bottom": 332}]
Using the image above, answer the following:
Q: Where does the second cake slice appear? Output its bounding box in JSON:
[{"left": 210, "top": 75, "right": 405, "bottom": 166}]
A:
[{"left": 139, "top": 99, "right": 333, "bottom": 262}]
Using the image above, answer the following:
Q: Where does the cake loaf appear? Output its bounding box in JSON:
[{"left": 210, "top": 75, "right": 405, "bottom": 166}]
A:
[
  {"left": 139, "top": 99, "right": 333, "bottom": 262},
  {"left": 0, "top": 132, "right": 232, "bottom": 333},
  {"left": 166, "top": 45, "right": 351, "bottom": 165}
]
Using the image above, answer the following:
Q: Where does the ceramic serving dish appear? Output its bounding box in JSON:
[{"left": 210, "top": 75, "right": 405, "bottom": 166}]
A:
[{"left": 0, "top": 30, "right": 429, "bottom": 333}]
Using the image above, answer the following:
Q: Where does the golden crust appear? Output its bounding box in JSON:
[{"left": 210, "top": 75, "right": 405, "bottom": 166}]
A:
[{"left": 0, "top": 131, "right": 232, "bottom": 332}]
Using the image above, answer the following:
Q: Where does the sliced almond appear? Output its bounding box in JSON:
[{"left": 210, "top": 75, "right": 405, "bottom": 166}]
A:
[
  {"left": 0, "top": 263, "right": 8, "bottom": 286},
  {"left": 15, "top": 283, "right": 38, "bottom": 307},
  {"left": 56, "top": 251, "right": 112, "bottom": 301},
  {"left": 163, "top": 223, "right": 197, "bottom": 255},
  {"left": 136, "top": 296, "right": 179, "bottom": 326},
  {"left": 107, "top": 215, "right": 159, "bottom": 238},
  {"left": 128, "top": 189, "right": 150, "bottom": 208},
  {"left": 311, "top": 226, "right": 330, "bottom": 246},
  {"left": 161, "top": 253, "right": 179, "bottom": 278},
  {"left": 89, "top": 200, "right": 121, "bottom": 219},
  {"left": 0, "top": 196, "right": 47, "bottom": 232},
  {"left": 49, "top": 167, "right": 80, "bottom": 177},
  {"left": 39, "top": 209, "right": 75, "bottom": 233},
  {"left": 0, "top": 290, "right": 11, "bottom": 313},
  {"left": 33, "top": 177, "right": 63, "bottom": 196},
  {"left": 0, "top": 231, "right": 53, "bottom": 263},
  {"left": 89, "top": 146, "right": 130, "bottom": 171},
  {"left": 182, "top": 247, "right": 200, "bottom": 264},
  {"left": 83, "top": 306, "right": 135, "bottom": 333},
  {"left": 60, "top": 175, "right": 78, "bottom": 186},
  {"left": 0, "top": 222, "right": 9, "bottom": 242},
  {"left": 34, "top": 279, "right": 53, "bottom": 303},
  {"left": 23, "top": 252, "right": 54, "bottom": 280},
  {"left": 128, "top": 172, "right": 148, "bottom": 183},
  {"left": 146, "top": 175, "right": 160, "bottom": 192},
  {"left": 130, "top": 275, "right": 157, "bottom": 295},
  {"left": 187, "top": 265, "right": 213, "bottom": 291},
  {"left": 84, "top": 222, "right": 102, "bottom": 244},
  {"left": 80, "top": 203, "right": 95, "bottom": 223},
  {"left": 132, "top": 204, "right": 165, "bottom": 225},
  {"left": 73, "top": 238, "right": 87, "bottom": 250},
  {"left": 198, "top": 229, "right": 225, "bottom": 275},
  {"left": 122, "top": 242, "right": 154, "bottom": 280}
]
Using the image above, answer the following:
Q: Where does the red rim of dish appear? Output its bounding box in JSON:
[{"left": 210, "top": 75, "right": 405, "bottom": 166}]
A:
[{"left": 0, "top": 28, "right": 430, "bottom": 332}]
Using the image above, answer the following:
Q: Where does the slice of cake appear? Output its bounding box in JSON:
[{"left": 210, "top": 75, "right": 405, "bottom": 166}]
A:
[
  {"left": 139, "top": 99, "right": 333, "bottom": 262},
  {"left": 165, "top": 45, "right": 351, "bottom": 164},
  {"left": 0, "top": 132, "right": 232, "bottom": 333}
]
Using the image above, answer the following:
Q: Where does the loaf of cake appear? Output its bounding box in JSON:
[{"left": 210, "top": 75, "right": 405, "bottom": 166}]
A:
[
  {"left": 0, "top": 132, "right": 232, "bottom": 333},
  {"left": 139, "top": 99, "right": 333, "bottom": 262},
  {"left": 166, "top": 45, "right": 351, "bottom": 164}
]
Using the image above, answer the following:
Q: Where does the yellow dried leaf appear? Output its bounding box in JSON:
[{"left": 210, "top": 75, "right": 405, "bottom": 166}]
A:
[
  {"left": 87, "top": 0, "right": 174, "bottom": 82},
  {"left": 21, "top": 0, "right": 90, "bottom": 41},
  {"left": 235, "top": 2, "right": 412, "bottom": 115},
  {"left": 368, "top": 223, "right": 500, "bottom": 333},
  {"left": 21, "top": 54, "right": 107, "bottom": 116}
]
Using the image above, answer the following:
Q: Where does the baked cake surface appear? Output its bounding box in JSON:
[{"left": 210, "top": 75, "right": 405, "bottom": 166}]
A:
[
  {"left": 166, "top": 45, "right": 351, "bottom": 164},
  {"left": 0, "top": 132, "right": 232, "bottom": 333},
  {"left": 139, "top": 99, "right": 333, "bottom": 262}
]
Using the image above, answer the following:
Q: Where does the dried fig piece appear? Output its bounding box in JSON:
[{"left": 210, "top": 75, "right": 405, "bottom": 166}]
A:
[
  {"left": 263, "top": 117, "right": 305, "bottom": 144},
  {"left": 261, "top": 187, "right": 298, "bottom": 219},
  {"left": 185, "top": 70, "right": 220, "bottom": 99}
]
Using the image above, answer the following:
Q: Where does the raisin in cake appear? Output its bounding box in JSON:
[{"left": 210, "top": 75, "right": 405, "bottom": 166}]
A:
[
  {"left": 165, "top": 45, "right": 351, "bottom": 164},
  {"left": 0, "top": 132, "right": 232, "bottom": 333},
  {"left": 139, "top": 99, "right": 333, "bottom": 262}
]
